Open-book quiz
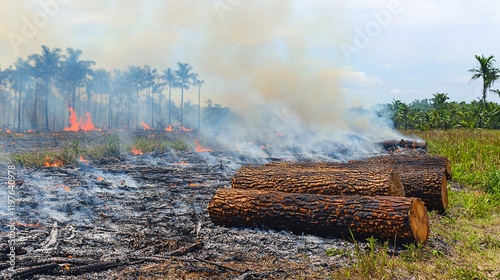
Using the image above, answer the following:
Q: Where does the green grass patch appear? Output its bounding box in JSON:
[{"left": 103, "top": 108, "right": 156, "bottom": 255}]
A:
[
  {"left": 329, "top": 129, "right": 500, "bottom": 279},
  {"left": 9, "top": 133, "right": 189, "bottom": 167},
  {"left": 413, "top": 129, "right": 500, "bottom": 195}
]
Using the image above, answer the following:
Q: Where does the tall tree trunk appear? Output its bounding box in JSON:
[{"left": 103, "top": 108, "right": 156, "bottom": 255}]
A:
[
  {"left": 33, "top": 81, "right": 39, "bottom": 129},
  {"left": 180, "top": 88, "right": 184, "bottom": 126},
  {"left": 149, "top": 89, "right": 156, "bottom": 127},
  {"left": 127, "top": 90, "right": 131, "bottom": 129},
  {"left": 17, "top": 83, "right": 23, "bottom": 131},
  {"left": 168, "top": 86, "right": 172, "bottom": 124},
  {"left": 44, "top": 79, "right": 50, "bottom": 131},
  {"left": 87, "top": 91, "right": 91, "bottom": 114},
  {"left": 197, "top": 85, "right": 201, "bottom": 131},
  {"left": 71, "top": 81, "right": 76, "bottom": 110},
  {"left": 136, "top": 88, "right": 139, "bottom": 128}
]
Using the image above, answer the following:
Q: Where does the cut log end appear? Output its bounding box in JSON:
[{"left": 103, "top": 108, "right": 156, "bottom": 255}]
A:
[{"left": 409, "top": 198, "right": 429, "bottom": 244}]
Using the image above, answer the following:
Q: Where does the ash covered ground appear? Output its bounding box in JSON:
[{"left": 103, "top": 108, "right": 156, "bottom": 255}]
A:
[{"left": 0, "top": 131, "right": 422, "bottom": 279}]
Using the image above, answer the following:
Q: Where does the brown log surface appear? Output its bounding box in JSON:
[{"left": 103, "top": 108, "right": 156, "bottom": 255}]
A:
[
  {"left": 208, "top": 188, "right": 429, "bottom": 244},
  {"left": 261, "top": 155, "right": 450, "bottom": 212},
  {"left": 399, "top": 170, "right": 448, "bottom": 213},
  {"left": 349, "top": 155, "right": 452, "bottom": 180},
  {"left": 231, "top": 166, "right": 404, "bottom": 197}
]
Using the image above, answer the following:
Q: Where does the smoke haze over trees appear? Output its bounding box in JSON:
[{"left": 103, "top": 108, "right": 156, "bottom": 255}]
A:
[{"left": 0, "top": 45, "right": 220, "bottom": 131}]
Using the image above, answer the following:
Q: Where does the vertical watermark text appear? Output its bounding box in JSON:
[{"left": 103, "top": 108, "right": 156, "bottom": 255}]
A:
[{"left": 2, "top": 165, "right": 17, "bottom": 278}]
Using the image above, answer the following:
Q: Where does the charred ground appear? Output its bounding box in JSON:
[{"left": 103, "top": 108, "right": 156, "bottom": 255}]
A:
[{"left": 0, "top": 131, "right": 442, "bottom": 279}]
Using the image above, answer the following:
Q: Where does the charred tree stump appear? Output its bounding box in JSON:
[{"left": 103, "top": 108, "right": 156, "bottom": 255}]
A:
[
  {"left": 231, "top": 166, "right": 405, "bottom": 197},
  {"left": 208, "top": 188, "right": 429, "bottom": 244}
]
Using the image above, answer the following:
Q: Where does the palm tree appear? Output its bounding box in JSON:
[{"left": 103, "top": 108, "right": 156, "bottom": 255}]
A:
[
  {"left": 161, "top": 68, "right": 178, "bottom": 125},
  {"left": 141, "top": 65, "right": 157, "bottom": 126},
  {"left": 125, "top": 66, "right": 143, "bottom": 128},
  {"left": 469, "top": 55, "right": 500, "bottom": 104},
  {"left": 88, "top": 68, "right": 110, "bottom": 125},
  {"left": 10, "top": 59, "right": 32, "bottom": 131},
  {"left": 29, "top": 45, "right": 62, "bottom": 130},
  {"left": 196, "top": 79, "right": 204, "bottom": 131},
  {"left": 0, "top": 66, "right": 8, "bottom": 126},
  {"left": 60, "top": 48, "right": 95, "bottom": 112},
  {"left": 174, "top": 62, "right": 197, "bottom": 127}
]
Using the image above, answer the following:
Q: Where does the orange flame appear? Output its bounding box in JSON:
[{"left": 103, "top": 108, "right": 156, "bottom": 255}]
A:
[
  {"left": 179, "top": 126, "right": 192, "bottom": 132},
  {"left": 165, "top": 124, "right": 174, "bottom": 132},
  {"left": 64, "top": 108, "right": 99, "bottom": 132},
  {"left": 44, "top": 156, "right": 64, "bottom": 167},
  {"left": 141, "top": 121, "right": 154, "bottom": 130},
  {"left": 188, "top": 183, "right": 199, "bottom": 187},
  {"left": 194, "top": 140, "right": 212, "bottom": 153},
  {"left": 13, "top": 221, "right": 45, "bottom": 229},
  {"left": 6, "top": 129, "right": 11, "bottom": 134},
  {"left": 131, "top": 146, "right": 143, "bottom": 155},
  {"left": 96, "top": 176, "right": 104, "bottom": 182},
  {"left": 79, "top": 155, "right": 89, "bottom": 164},
  {"left": 54, "top": 184, "right": 71, "bottom": 192},
  {"left": 81, "top": 112, "right": 97, "bottom": 131}
]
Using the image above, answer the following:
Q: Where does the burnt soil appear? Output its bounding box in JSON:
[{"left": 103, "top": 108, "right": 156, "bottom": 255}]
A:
[{"left": 0, "top": 131, "right": 432, "bottom": 279}]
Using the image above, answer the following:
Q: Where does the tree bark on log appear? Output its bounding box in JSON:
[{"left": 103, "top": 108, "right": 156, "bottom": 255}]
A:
[
  {"left": 231, "top": 166, "right": 405, "bottom": 197},
  {"left": 260, "top": 155, "right": 450, "bottom": 213},
  {"left": 208, "top": 188, "right": 429, "bottom": 244},
  {"left": 399, "top": 170, "right": 448, "bottom": 213},
  {"left": 348, "top": 155, "right": 452, "bottom": 180}
]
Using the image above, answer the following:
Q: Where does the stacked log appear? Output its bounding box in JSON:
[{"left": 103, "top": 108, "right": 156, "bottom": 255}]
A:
[
  {"left": 258, "top": 155, "right": 449, "bottom": 213},
  {"left": 348, "top": 155, "right": 451, "bottom": 180},
  {"left": 209, "top": 154, "right": 449, "bottom": 243},
  {"left": 348, "top": 155, "right": 450, "bottom": 213},
  {"left": 208, "top": 188, "right": 430, "bottom": 244},
  {"left": 231, "top": 166, "right": 405, "bottom": 197}
]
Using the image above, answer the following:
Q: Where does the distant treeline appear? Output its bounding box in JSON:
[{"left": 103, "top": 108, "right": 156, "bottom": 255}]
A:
[
  {"left": 385, "top": 54, "right": 500, "bottom": 130},
  {"left": 0, "top": 45, "right": 231, "bottom": 131},
  {"left": 383, "top": 93, "right": 500, "bottom": 130},
  {"left": 1, "top": 46, "right": 499, "bottom": 132}
]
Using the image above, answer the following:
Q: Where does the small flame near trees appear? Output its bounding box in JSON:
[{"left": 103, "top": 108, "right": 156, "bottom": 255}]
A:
[
  {"left": 64, "top": 107, "right": 99, "bottom": 132},
  {"left": 179, "top": 126, "right": 193, "bottom": 132},
  {"left": 165, "top": 124, "right": 174, "bottom": 132},
  {"left": 54, "top": 184, "right": 71, "bottom": 192},
  {"left": 43, "top": 156, "right": 64, "bottom": 167},
  {"left": 131, "top": 146, "right": 143, "bottom": 155},
  {"left": 141, "top": 121, "right": 154, "bottom": 130},
  {"left": 194, "top": 140, "right": 212, "bottom": 153}
]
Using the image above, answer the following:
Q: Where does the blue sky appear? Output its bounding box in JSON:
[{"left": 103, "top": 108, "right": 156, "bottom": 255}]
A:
[{"left": 1, "top": 0, "right": 500, "bottom": 109}]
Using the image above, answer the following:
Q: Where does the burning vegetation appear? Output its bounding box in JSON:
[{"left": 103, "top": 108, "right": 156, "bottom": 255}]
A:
[{"left": 0, "top": 129, "right": 443, "bottom": 279}]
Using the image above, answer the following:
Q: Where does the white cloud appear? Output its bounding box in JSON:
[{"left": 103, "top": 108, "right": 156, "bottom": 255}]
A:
[{"left": 336, "top": 69, "right": 384, "bottom": 88}]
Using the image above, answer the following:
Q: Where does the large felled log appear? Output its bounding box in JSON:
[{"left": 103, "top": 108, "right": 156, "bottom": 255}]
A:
[
  {"left": 208, "top": 188, "right": 429, "bottom": 244},
  {"left": 399, "top": 170, "right": 448, "bottom": 213},
  {"left": 262, "top": 156, "right": 450, "bottom": 213},
  {"left": 231, "top": 166, "right": 404, "bottom": 197},
  {"left": 349, "top": 155, "right": 452, "bottom": 180}
]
